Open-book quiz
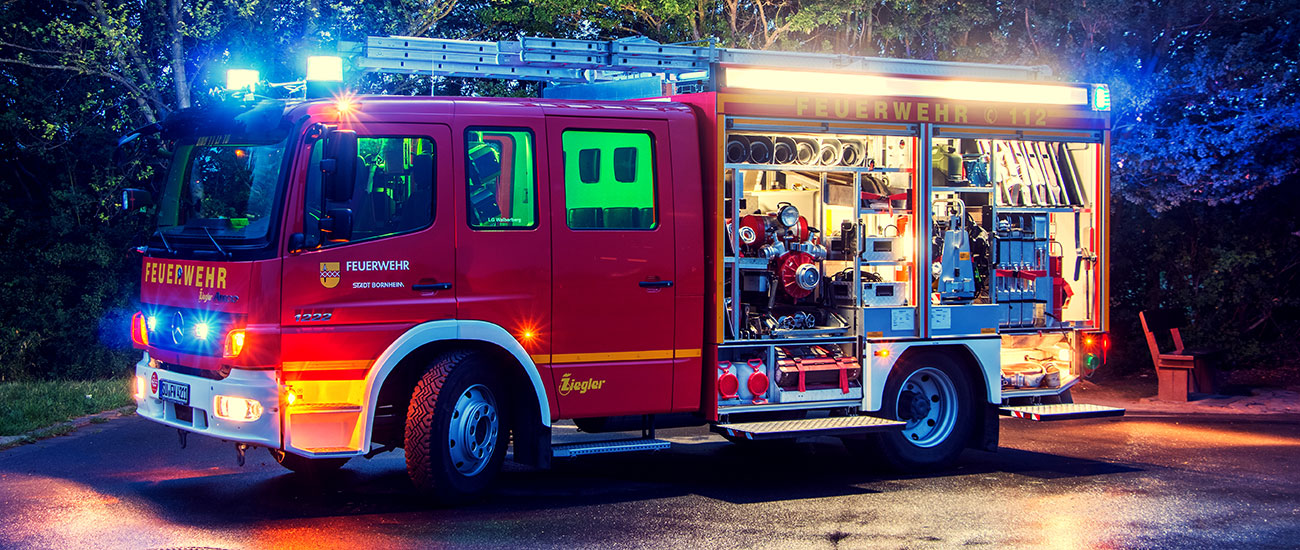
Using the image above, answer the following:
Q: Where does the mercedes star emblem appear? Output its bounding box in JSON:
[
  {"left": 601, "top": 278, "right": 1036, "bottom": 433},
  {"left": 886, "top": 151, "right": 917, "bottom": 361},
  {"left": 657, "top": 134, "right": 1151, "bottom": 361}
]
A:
[{"left": 171, "top": 311, "right": 185, "bottom": 346}]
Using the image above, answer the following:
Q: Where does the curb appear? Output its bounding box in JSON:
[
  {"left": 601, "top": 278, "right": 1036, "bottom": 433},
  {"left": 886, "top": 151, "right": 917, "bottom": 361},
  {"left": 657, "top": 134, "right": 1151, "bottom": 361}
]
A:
[{"left": 0, "top": 405, "right": 137, "bottom": 450}]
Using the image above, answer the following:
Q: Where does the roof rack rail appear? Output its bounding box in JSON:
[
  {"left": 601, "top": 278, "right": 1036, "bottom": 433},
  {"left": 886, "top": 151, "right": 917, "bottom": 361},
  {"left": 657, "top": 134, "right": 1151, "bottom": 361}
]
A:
[{"left": 340, "top": 35, "right": 1055, "bottom": 100}]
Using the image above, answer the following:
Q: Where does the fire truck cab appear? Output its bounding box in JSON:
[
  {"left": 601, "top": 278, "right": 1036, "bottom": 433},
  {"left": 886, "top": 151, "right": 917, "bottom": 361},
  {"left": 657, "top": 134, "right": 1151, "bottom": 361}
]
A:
[{"left": 126, "top": 36, "right": 1122, "bottom": 497}]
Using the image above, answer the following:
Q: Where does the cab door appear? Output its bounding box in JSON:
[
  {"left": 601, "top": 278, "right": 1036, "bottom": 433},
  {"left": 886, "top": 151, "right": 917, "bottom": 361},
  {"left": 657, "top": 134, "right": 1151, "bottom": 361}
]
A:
[
  {"left": 546, "top": 118, "right": 675, "bottom": 418},
  {"left": 281, "top": 123, "right": 455, "bottom": 382}
]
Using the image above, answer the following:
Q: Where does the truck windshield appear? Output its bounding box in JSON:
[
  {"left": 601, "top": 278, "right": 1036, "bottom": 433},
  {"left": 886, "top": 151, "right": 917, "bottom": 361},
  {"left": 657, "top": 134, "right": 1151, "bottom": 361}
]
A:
[{"left": 155, "top": 137, "right": 287, "bottom": 244}]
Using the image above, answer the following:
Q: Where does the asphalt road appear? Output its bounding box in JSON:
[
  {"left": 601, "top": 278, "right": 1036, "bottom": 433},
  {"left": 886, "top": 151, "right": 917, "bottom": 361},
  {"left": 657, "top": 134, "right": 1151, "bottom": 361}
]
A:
[{"left": 2, "top": 412, "right": 1298, "bottom": 549}]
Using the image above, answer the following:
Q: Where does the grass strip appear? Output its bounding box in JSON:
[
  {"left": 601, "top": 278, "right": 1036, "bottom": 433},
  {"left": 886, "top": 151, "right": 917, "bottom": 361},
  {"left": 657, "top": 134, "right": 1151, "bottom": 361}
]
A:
[{"left": 0, "top": 377, "right": 133, "bottom": 436}]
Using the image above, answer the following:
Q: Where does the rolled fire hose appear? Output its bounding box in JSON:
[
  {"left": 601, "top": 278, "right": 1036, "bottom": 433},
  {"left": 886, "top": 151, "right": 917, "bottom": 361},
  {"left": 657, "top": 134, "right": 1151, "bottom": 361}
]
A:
[
  {"left": 725, "top": 135, "right": 750, "bottom": 164},
  {"left": 773, "top": 137, "right": 797, "bottom": 164},
  {"left": 818, "top": 138, "right": 841, "bottom": 165}
]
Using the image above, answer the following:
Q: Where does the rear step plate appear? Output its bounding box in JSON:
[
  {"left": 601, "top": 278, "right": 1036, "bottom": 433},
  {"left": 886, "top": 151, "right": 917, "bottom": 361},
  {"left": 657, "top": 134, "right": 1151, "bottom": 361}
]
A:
[
  {"left": 713, "top": 416, "right": 905, "bottom": 441},
  {"left": 552, "top": 438, "right": 671, "bottom": 458},
  {"left": 1000, "top": 403, "right": 1126, "bottom": 421}
]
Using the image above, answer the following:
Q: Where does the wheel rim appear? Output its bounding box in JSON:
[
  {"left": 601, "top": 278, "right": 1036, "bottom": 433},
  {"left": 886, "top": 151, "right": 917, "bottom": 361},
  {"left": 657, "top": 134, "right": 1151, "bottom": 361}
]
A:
[
  {"left": 448, "top": 383, "right": 499, "bottom": 476},
  {"left": 894, "top": 367, "right": 959, "bottom": 448}
]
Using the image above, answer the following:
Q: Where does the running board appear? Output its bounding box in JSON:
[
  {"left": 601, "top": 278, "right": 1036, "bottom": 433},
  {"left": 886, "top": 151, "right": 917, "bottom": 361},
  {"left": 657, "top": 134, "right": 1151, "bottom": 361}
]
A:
[
  {"left": 1000, "top": 403, "right": 1126, "bottom": 421},
  {"left": 713, "top": 416, "right": 906, "bottom": 441},
  {"left": 552, "top": 438, "right": 671, "bottom": 458}
]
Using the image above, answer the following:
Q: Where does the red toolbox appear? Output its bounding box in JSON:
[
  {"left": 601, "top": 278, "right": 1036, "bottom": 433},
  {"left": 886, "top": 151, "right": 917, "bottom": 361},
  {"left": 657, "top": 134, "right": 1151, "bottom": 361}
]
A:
[{"left": 774, "top": 346, "right": 861, "bottom": 393}]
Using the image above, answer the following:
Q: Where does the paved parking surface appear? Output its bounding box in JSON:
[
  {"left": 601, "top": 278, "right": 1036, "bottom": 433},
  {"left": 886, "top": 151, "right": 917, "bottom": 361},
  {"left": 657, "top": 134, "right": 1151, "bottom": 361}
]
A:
[{"left": 1, "top": 412, "right": 1298, "bottom": 549}]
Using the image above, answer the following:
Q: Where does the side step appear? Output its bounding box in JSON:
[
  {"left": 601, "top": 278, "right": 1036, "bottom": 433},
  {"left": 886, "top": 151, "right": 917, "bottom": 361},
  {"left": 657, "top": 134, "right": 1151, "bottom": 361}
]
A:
[
  {"left": 713, "top": 416, "right": 906, "bottom": 441},
  {"left": 552, "top": 438, "right": 671, "bottom": 458},
  {"left": 1000, "top": 403, "right": 1126, "bottom": 421}
]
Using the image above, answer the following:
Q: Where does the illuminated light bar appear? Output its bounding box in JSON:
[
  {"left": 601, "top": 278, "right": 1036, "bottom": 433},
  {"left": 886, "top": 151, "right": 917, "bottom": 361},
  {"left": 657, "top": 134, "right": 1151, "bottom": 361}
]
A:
[
  {"left": 307, "top": 56, "right": 344, "bottom": 82},
  {"left": 1091, "top": 84, "right": 1111, "bottom": 111},
  {"left": 226, "top": 69, "right": 259, "bottom": 92},
  {"left": 307, "top": 56, "right": 345, "bottom": 99},
  {"left": 723, "top": 67, "right": 1090, "bottom": 106},
  {"left": 214, "top": 395, "right": 263, "bottom": 422}
]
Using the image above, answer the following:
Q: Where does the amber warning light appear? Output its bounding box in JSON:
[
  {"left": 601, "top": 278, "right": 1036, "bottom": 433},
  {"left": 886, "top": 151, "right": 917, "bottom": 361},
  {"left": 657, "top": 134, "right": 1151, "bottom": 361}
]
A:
[{"left": 131, "top": 311, "right": 149, "bottom": 347}]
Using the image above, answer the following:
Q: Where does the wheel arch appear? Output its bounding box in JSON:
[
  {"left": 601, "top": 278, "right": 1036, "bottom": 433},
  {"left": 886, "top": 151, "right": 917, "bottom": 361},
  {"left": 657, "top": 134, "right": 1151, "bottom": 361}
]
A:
[
  {"left": 890, "top": 341, "right": 1001, "bottom": 452},
  {"left": 360, "top": 320, "right": 552, "bottom": 453},
  {"left": 867, "top": 339, "right": 1001, "bottom": 411}
]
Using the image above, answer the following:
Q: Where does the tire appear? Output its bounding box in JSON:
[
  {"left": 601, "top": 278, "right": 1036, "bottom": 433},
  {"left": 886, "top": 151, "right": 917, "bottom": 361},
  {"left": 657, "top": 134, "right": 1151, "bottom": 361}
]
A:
[
  {"left": 848, "top": 351, "right": 976, "bottom": 471},
  {"left": 270, "top": 449, "right": 350, "bottom": 475},
  {"left": 404, "top": 350, "right": 509, "bottom": 498}
]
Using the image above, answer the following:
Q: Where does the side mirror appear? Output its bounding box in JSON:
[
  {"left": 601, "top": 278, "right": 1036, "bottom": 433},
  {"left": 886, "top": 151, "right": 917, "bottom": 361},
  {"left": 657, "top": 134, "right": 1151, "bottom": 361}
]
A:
[
  {"left": 321, "top": 130, "right": 357, "bottom": 203},
  {"left": 319, "top": 208, "right": 353, "bottom": 243},
  {"left": 122, "top": 188, "right": 152, "bottom": 211}
]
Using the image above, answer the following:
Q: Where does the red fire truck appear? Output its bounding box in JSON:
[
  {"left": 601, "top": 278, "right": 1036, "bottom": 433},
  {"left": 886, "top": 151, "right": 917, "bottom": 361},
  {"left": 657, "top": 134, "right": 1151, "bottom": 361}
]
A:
[{"left": 124, "top": 36, "right": 1122, "bottom": 497}]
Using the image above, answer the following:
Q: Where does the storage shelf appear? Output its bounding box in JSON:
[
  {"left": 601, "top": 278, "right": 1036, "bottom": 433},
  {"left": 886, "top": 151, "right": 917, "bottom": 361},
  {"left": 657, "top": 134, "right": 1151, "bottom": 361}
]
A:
[
  {"left": 726, "top": 163, "right": 902, "bottom": 173},
  {"left": 1000, "top": 372, "right": 1081, "bottom": 398},
  {"left": 996, "top": 206, "right": 1080, "bottom": 213},
  {"left": 724, "top": 256, "right": 769, "bottom": 270},
  {"left": 932, "top": 186, "right": 995, "bottom": 193},
  {"left": 859, "top": 205, "right": 913, "bottom": 216},
  {"left": 720, "top": 336, "right": 856, "bottom": 348}
]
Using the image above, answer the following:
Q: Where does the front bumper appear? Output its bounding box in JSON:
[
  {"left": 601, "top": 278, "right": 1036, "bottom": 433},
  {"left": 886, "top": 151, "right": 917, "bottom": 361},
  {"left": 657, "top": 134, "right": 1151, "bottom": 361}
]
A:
[{"left": 134, "top": 353, "right": 281, "bottom": 448}]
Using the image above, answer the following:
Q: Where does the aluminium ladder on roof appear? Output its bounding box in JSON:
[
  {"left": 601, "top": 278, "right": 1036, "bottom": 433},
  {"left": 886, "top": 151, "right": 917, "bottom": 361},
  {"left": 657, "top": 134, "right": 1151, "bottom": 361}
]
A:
[{"left": 341, "top": 35, "right": 1054, "bottom": 89}]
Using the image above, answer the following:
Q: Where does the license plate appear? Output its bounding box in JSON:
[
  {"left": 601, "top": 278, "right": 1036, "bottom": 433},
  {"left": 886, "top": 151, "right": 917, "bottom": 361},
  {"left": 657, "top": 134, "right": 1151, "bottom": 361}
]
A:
[{"left": 158, "top": 379, "right": 190, "bottom": 406}]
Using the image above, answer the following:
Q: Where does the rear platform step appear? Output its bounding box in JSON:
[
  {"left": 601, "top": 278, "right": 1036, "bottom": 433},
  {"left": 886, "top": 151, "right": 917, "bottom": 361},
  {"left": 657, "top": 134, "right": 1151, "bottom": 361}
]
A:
[
  {"left": 552, "top": 438, "right": 671, "bottom": 458},
  {"left": 1000, "top": 403, "right": 1126, "bottom": 421},
  {"left": 713, "top": 415, "right": 906, "bottom": 441}
]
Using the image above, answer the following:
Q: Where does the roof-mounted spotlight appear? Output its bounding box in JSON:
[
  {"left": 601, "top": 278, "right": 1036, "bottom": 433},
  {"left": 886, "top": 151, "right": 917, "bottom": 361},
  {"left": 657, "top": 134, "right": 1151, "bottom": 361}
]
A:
[
  {"left": 306, "top": 56, "right": 344, "bottom": 99},
  {"left": 226, "top": 69, "right": 260, "bottom": 94},
  {"left": 1090, "top": 84, "right": 1111, "bottom": 112}
]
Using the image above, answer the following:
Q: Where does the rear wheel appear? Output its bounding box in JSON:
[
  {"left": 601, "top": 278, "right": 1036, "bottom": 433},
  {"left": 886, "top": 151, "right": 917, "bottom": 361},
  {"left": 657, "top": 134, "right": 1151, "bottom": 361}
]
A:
[
  {"left": 846, "top": 351, "right": 976, "bottom": 471},
  {"left": 270, "top": 449, "right": 350, "bottom": 475},
  {"left": 404, "top": 350, "right": 509, "bottom": 498}
]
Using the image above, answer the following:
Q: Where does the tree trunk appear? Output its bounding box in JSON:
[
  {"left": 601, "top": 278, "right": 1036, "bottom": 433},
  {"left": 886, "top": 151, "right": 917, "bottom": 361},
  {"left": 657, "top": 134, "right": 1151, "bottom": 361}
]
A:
[
  {"left": 169, "top": 0, "right": 191, "bottom": 109},
  {"left": 89, "top": 0, "right": 158, "bottom": 122}
]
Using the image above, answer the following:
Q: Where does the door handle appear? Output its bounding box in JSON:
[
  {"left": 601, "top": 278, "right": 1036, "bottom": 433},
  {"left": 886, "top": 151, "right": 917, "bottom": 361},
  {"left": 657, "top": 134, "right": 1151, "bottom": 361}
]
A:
[
  {"left": 412, "top": 282, "right": 452, "bottom": 292},
  {"left": 639, "top": 280, "right": 674, "bottom": 288}
]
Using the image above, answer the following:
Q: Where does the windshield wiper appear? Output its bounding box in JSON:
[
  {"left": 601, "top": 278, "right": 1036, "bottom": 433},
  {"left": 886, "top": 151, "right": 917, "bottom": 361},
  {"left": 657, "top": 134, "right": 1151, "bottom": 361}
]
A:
[
  {"left": 152, "top": 229, "right": 177, "bottom": 255},
  {"left": 201, "top": 226, "right": 232, "bottom": 259}
]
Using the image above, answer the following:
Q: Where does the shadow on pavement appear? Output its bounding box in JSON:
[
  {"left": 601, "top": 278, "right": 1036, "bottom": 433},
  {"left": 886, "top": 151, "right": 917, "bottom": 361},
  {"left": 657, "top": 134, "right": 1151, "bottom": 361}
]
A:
[{"left": 123, "top": 434, "right": 1140, "bottom": 525}]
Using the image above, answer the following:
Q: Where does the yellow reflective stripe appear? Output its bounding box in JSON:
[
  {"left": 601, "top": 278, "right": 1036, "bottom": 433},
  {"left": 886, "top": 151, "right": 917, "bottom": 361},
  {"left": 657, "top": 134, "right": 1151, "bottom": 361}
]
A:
[{"left": 532, "top": 349, "right": 703, "bottom": 365}]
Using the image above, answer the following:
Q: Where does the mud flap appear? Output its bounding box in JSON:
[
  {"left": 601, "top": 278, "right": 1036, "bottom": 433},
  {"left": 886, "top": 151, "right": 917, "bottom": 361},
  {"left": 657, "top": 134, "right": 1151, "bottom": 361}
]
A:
[
  {"left": 970, "top": 403, "right": 1000, "bottom": 452},
  {"left": 513, "top": 421, "right": 552, "bottom": 469}
]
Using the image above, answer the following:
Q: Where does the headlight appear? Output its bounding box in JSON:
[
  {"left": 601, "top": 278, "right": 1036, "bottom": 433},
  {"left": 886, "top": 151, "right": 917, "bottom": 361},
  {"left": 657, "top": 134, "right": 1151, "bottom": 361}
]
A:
[
  {"left": 214, "top": 395, "right": 263, "bottom": 422},
  {"left": 777, "top": 204, "right": 800, "bottom": 228}
]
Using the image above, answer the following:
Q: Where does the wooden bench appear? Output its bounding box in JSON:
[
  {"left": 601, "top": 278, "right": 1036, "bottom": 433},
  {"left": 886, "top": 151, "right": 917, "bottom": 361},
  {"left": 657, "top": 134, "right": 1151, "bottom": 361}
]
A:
[{"left": 1140, "top": 310, "right": 1219, "bottom": 401}]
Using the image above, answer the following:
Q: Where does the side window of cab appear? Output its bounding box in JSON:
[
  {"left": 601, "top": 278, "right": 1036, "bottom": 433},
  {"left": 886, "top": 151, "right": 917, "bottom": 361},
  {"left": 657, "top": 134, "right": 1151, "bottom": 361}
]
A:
[
  {"left": 305, "top": 136, "right": 436, "bottom": 247},
  {"left": 561, "top": 130, "right": 656, "bottom": 229},
  {"left": 464, "top": 128, "right": 538, "bottom": 229}
]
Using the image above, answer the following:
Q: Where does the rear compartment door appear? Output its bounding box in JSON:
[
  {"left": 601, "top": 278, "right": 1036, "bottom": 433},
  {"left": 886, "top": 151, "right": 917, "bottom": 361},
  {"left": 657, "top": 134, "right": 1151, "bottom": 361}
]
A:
[
  {"left": 545, "top": 117, "right": 676, "bottom": 418},
  {"left": 281, "top": 123, "right": 455, "bottom": 382}
]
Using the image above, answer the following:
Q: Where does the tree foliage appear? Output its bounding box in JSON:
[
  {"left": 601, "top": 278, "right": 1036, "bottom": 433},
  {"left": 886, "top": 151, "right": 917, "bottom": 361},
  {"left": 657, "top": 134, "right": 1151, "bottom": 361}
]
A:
[{"left": 0, "top": 0, "right": 1296, "bottom": 379}]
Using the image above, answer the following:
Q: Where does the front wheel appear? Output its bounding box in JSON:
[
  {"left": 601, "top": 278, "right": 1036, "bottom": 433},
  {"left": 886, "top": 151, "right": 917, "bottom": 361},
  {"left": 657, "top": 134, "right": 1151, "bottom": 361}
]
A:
[
  {"left": 404, "top": 350, "right": 509, "bottom": 498},
  {"left": 847, "top": 351, "right": 976, "bottom": 471}
]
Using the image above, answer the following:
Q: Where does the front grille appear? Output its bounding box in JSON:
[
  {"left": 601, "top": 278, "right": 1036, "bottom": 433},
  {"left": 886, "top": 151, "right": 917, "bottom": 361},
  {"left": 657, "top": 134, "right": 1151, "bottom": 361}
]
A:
[
  {"left": 141, "top": 305, "right": 239, "bottom": 357},
  {"left": 158, "top": 361, "right": 228, "bottom": 381}
]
